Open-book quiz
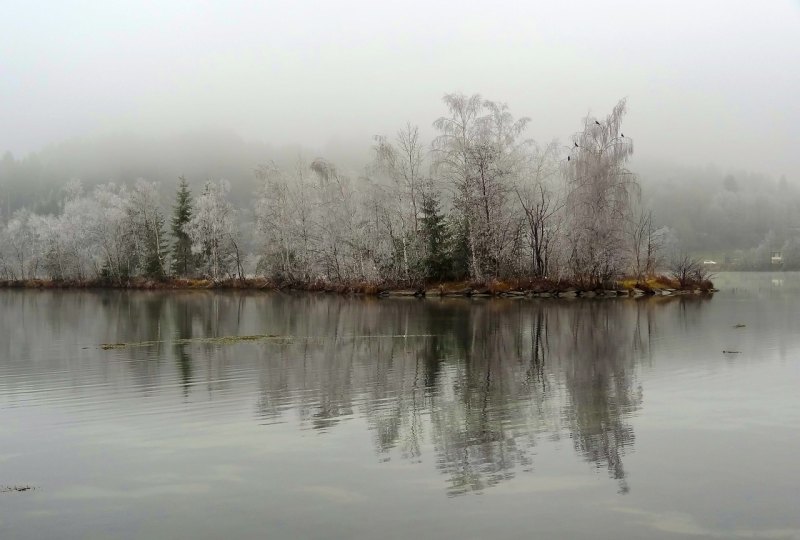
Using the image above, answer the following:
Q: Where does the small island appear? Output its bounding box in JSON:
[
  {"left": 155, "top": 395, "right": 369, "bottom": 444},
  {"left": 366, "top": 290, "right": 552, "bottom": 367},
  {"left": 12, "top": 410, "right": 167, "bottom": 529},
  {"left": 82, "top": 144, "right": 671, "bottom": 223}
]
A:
[
  {"left": 0, "top": 97, "right": 713, "bottom": 297},
  {"left": 0, "top": 273, "right": 715, "bottom": 298}
]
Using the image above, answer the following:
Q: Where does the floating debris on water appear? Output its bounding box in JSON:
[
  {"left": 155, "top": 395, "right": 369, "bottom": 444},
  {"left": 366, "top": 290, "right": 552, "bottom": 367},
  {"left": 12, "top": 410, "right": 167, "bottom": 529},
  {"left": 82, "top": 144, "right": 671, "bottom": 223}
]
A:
[
  {"left": 98, "top": 333, "right": 439, "bottom": 350},
  {"left": 99, "top": 335, "right": 286, "bottom": 350},
  {"left": 100, "top": 343, "right": 128, "bottom": 350},
  {"left": 1, "top": 485, "right": 36, "bottom": 493}
]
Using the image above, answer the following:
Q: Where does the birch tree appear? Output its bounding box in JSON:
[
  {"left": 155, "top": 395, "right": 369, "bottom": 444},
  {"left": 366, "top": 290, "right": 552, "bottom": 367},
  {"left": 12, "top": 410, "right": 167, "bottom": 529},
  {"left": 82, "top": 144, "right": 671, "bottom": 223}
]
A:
[
  {"left": 285, "top": 157, "right": 319, "bottom": 281},
  {"left": 3, "top": 208, "right": 41, "bottom": 279},
  {"left": 433, "top": 94, "right": 528, "bottom": 280},
  {"left": 185, "top": 179, "right": 237, "bottom": 280},
  {"left": 470, "top": 100, "right": 529, "bottom": 277},
  {"left": 310, "top": 158, "right": 374, "bottom": 282},
  {"left": 370, "top": 124, "right": 428, "bottom": 283},
  {"left": 92, "top": 183, "right": 135, "bottom": 281},
  {"left": 254, "top": 162, "right": 296, "bottom": 281},
  {"left": 128, "top": 179, "right": 167, "bottom": 278},
  {"left": 433, "top": 93, "right": 484, "bottom": 280},
  {"left": 563, "top": 98, "right": 639, "bottom": 285}
]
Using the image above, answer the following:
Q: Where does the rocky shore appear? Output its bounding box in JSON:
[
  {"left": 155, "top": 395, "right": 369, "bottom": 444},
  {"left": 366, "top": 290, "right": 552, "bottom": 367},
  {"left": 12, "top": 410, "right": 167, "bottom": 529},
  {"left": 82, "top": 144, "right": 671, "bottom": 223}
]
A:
[
  {"left": 380, "top": 285, "right": 716, "bottom": 299},
  {"left": 0, "top": 276, "right": 717, "bottom": 298}
]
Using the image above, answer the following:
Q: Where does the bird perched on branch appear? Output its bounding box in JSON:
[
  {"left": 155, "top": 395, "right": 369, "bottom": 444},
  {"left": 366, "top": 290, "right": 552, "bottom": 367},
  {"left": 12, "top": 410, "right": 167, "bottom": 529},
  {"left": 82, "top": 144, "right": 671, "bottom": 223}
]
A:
[
  {"left": 595, "top": 120, "right": 601, "bottom": 125},
  {"left": 567, "top": 156, "right": 570, "bottom": 161},
  {"left": 574, "top": 142, "right": 579, "bottom": 148},
  {"left": 621, "top": 133, "right": 625, "bottom": 137}
]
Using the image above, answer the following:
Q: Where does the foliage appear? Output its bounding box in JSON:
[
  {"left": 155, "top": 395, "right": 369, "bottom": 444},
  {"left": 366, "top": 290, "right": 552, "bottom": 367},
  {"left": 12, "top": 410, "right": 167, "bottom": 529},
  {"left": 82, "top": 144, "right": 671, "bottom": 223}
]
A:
[
  {"left": 420, "top": 189, "right": 451, "bottom": 282},
  {"left": 171, "top": 176, "right": 195, "bottom": 276}
]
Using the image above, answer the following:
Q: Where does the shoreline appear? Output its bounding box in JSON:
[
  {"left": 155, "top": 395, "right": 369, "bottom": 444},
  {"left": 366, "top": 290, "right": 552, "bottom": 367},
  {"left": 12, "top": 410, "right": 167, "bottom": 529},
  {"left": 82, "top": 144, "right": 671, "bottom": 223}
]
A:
[{"left": 0, "top": 277, "right": 717, "bottom": 298}]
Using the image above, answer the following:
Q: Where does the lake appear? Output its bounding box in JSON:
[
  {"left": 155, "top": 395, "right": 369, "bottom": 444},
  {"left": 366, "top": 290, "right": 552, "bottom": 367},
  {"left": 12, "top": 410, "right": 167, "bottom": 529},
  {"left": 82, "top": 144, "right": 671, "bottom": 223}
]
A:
[{"left": 1, "top": 272, "right": 799, "bottom": 539}]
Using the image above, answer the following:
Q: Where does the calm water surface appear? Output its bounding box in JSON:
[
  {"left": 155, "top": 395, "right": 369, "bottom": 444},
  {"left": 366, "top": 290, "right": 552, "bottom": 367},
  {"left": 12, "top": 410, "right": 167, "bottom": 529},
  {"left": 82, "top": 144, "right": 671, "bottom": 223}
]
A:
[{"left": 1, "top": 272, "right": 799, "bottom": 539}]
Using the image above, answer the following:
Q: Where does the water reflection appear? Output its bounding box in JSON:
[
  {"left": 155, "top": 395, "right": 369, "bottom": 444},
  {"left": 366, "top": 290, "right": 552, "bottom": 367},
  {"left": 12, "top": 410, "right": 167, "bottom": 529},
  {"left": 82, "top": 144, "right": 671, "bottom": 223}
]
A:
[{"left": 0, "top": 290, "right": 712, "bottom": 496}]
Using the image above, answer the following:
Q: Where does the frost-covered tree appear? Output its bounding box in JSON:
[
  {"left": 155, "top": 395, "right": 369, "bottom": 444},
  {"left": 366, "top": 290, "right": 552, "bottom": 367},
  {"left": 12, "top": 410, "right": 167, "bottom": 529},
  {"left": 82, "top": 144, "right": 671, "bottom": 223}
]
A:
[
  {"left": 36, "top": 181, "right": 94, "bottom": 279},
  {"left": 254, "top": 162, "right": 297, "bottom": 281},
  {"left": 563, "top": 98, "right": 639, "bottom": 285},
  {"left": 184, "top": 179, "right": 238, "bottom": 280},
  {"left": 372, "top": 124, "right": 425, "bottom": 235},
  {"left": 92, "top": 183, "right": 136, "bottom": 281},
  {"left": 370, "top": 124, "right": 429, "bottom": 282},
  {"left": 255, "top": 156, "right": 377, "bottom": 284},
  {"left": 310, "top": 158, "right": 371, "bottom": 282},
  {"left": 433, "top": 94, "right": 528, "bottom": 280},
  {"left": 280, "top": 157, "right": 319, "bottom": 281},
  {"left": 2, "top": 208, "right": 42, "bottom": 279},
  {"left": 0, "top": 93, "right": 678, "bottom": 287},
  {"left": 432, "top": 93, "right": 483, "bottom": 280},
  {"left": 128, "top": 179, "right": 167, "bottom": 278}
]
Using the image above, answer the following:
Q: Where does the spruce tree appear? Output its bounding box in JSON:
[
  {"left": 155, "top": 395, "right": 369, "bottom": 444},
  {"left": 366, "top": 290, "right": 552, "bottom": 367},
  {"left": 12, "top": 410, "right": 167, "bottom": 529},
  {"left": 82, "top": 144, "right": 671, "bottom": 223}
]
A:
[
  {"left": 420, "top": 191, "right": 451, "bottom": 282},
  {"left": 171, "top": 176, "right": 194, "bottom": 276}
]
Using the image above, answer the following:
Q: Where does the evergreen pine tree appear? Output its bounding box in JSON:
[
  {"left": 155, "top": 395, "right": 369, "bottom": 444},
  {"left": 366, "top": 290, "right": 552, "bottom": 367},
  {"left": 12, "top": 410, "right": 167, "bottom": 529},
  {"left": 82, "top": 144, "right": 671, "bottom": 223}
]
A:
[
  {"left": 171, "top": 176, "right": 195, "bottom": 276},
  {"left": 420, "top": 191, "right": 452, "bottom": 282}
]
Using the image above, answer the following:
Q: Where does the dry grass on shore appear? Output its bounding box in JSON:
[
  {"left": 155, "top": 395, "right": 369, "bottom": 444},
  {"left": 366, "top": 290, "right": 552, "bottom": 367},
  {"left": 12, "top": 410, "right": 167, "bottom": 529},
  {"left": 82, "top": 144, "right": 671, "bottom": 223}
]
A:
[{"left": 0, "top": 274, "right": 715, "bottom": 296}]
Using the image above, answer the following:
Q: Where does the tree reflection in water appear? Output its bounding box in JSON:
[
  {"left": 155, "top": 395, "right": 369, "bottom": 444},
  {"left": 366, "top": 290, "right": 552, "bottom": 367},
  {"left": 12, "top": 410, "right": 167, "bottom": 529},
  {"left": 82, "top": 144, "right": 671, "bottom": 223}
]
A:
[
  {"left": 242, "top": 295, "right": 667, "bottom": 495},
  {"left": 2, "top": 291, "right": 710, "bottom": 496}
]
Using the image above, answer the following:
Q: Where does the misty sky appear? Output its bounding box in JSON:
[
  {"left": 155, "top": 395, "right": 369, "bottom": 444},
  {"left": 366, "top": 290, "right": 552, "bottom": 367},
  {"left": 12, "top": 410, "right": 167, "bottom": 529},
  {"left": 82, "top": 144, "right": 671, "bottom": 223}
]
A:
[{"left": 1, "top": 0, "right": 798, "bottom": 178}]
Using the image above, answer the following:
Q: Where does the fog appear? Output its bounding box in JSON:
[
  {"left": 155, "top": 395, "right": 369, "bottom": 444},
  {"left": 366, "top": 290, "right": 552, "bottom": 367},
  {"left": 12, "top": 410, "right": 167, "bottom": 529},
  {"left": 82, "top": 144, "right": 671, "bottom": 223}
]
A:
[
  {"left": 1, "top": 1, "right": 799, "bottom": 279},
  {"left": 1, "top": 0, "right": 798, "bottom": 178}
]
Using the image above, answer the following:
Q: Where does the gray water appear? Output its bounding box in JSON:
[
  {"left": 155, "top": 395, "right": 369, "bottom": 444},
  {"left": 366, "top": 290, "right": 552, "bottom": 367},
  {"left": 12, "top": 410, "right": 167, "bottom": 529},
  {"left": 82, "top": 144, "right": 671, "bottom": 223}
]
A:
[{"left": 1, "top": 272, "right": 799, "bottom": 539}]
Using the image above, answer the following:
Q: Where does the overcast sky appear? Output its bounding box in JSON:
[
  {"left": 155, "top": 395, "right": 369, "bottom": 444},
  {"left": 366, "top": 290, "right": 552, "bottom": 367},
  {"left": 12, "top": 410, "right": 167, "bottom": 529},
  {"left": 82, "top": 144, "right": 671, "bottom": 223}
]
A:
[{"left": 1, "top": 0, "right": 798, "bottom": 177}]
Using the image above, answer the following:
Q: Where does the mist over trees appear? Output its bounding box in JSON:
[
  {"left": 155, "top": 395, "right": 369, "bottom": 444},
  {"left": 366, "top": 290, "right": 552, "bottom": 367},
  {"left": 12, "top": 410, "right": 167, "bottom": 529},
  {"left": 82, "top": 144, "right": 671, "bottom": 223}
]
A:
[
  {"left": 640, "top": 165, "right": 800, "bottom": 269},
  {"left": 0, "top": 93, "right": 794, "bottom": 283}
]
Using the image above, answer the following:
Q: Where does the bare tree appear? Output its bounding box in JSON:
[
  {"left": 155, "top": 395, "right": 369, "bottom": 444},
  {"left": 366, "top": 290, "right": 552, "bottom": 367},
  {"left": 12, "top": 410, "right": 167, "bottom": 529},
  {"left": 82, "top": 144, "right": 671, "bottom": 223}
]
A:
[
  {"left": 2, "top": 208, "right": 42, "bottom": 279},
  {"left": 372, "top": 124, "right": 425, "bottom": 234},
  {"left": 515, "top": 141, "right": 563, "bottom": 277},
  {"left": 92, "top": 183, "right": 136, "bottom": 281},
  {"left": 184, "top": 179, "right": 237, "bottom": 280},
  {"left": 310, "top": 158, "right": 375, "bottom": 282},
  {"left": 254, "top": 162, "right": 295, "bottom": 281},
  {"left": 627, "top": 207, "right": 663, "bottom": 279},
  {"left": 563, "top": 98, "right": 639, "bottom": 286},
  {"left": 433, "top": 93, "right": 484, "bottom": 279},
  {"left": 472, "top": 101, "right": 529, "bottom": 278},
  {"left": 127, "top": 179, "right": 167, "bottom": 278},
  {"left": 371, "top": 124, "right": 428, "bottom": 283},
  {"left": 669, "top": 253, "right": 713, "bottom": 287},
  {"left": 433, "top": 94, "right": 528, "bottom": 280}
]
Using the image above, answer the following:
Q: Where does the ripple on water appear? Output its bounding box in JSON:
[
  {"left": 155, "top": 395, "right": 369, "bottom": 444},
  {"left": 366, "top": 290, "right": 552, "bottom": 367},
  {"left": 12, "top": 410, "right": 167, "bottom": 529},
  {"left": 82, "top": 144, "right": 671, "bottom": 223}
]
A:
[{"left": 1, "top": 279, "right": 800, "bottom": 538}]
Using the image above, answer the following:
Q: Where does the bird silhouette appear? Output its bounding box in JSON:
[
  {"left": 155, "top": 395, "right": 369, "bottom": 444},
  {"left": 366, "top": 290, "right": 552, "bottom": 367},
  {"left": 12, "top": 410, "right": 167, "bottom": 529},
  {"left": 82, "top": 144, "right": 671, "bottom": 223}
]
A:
[
  {"left": 567, "top": 155, "right": 570, "bottom": 161},
  {"left": 574, "top": 142, "right": 579, "bottom": 147},
  {"left": 595, "top": 120, "right": 601, "bottom": 126},
  {"left": 621, "top": 133, "right": 625, "bottom": 137}
]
